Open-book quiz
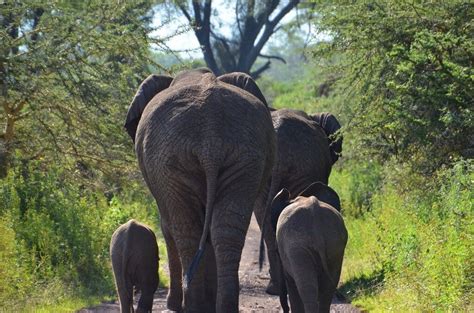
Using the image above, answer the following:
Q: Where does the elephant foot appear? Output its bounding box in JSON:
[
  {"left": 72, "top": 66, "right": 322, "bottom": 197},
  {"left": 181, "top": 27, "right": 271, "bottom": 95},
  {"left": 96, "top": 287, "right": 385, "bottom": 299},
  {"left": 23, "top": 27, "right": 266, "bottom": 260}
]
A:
[
  {"left": 265, "top": 280, "right": 280, "bottom": 295},
  {"left": 166, "top": 296, "right": 182, "bottom": 312}
]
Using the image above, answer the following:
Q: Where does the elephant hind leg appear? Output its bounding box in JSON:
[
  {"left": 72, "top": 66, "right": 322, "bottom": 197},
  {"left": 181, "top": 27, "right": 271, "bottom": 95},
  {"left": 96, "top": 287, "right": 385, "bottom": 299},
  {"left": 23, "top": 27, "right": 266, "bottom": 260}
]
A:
[
  {"left": 161, "top": 223, "right": 183, "bottom": 311},
  {"left": 111, "top": 254, "right": 134, "bottom": 313},
  {"left": 285, "top": 274, "right": 305, "bottom": 313},
  {"left": 286, "top": 248, "right": 320, "bottom": 313},
  {"left": 161, "top": 198, "right": 207, "bottom": 313}
]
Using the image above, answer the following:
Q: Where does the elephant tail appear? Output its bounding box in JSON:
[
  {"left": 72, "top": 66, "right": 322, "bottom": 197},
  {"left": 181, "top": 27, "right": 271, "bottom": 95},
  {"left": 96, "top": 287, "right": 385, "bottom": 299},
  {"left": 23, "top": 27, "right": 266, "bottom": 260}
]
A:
[{"left": 184, "top": 165, "right": 218, "bottom": 289}]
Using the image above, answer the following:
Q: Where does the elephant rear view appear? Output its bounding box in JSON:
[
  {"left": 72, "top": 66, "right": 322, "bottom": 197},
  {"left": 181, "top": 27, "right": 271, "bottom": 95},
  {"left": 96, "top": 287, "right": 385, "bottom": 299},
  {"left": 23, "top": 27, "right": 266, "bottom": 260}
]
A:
[
  {"left": 125, "top": 68, "right": 275, "bottom": 312},
  {"left": 110, "top": 219, "right": 159, "bottom": 313},
  {"left": 271, "top": 183, "right": 347, "bottom": 313},
  {"left": 256, "top": 109, "right": 333, "bottom": 295}
]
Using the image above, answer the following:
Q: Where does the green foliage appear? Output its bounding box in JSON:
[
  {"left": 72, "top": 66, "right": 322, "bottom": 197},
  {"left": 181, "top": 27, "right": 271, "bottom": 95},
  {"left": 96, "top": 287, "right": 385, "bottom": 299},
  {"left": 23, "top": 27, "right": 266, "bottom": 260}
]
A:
[
  {"left": 311, "top": 1, "right": 473, "bottom": 172},
  {"left": 0, "top": 0, "right": 165, "bottom": 182},
  {"left": 330, "top": 160, "right": 382, "bottom": 217},
  {"left": 337, "top": 160, "right": 473, "bottom": 311},
  {"left": 0, "top": 162, "right": 161, "bottom": 311}
]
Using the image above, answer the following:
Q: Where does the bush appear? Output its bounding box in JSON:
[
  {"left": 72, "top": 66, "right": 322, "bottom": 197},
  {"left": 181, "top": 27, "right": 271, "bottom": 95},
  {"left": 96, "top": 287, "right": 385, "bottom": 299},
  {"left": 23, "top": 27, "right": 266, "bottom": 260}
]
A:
[
  {"left": 0, "top": 162, "right": 161, "bottom": 311},
  {"left": 338, "top": 160, "right": 473, "bottom": 311}
]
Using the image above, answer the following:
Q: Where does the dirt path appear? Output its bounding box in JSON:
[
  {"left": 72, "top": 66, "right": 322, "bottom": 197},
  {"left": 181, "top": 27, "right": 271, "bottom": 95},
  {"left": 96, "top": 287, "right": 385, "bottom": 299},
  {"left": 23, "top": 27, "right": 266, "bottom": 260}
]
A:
[{"left": 79, "top": 215, "right": 359, "bottom": 312}]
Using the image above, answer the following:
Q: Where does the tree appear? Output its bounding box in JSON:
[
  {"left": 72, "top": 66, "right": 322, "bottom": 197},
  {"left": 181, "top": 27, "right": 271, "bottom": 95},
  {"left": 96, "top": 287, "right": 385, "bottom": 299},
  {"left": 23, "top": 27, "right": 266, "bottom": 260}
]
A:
[
  {"left": 0, "top": 1, "right": 165, "bottom": 180},
  {"left": 311, "top": 1, "right": 473, "bottom": 172},
  {"left": 172, "top": 0, "right": 301, "bottom": 78}
]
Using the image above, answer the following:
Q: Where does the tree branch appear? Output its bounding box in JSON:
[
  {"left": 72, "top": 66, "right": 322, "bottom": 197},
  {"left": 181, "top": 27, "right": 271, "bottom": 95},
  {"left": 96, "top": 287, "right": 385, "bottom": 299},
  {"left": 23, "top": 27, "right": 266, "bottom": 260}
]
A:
[
  {"left": 178, "top": 4, "right": 193, "bottom": 22},
  {"left": 246, "top": 0, "right": 300, "bottom": 71},
  {"left": 184, "top": 0, "right": 221, "bottom": 74},
  {"left": 250, "top": 60, "right": 271, "bottom": 79},
  {"left": 258, "top": 53, "right": 286, "bottom": 64},
  {"left": 210, "top": 31, "right": 237, "bottom": 71}
]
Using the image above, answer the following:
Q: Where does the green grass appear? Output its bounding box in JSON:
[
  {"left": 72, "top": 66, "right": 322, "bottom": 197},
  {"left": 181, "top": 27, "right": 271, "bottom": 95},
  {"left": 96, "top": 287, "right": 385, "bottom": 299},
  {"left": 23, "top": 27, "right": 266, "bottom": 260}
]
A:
[
  {"left": 0, "top": 163, "right": 167, "bottom": 312},
  {"left": 331, "top": 160, "right": 473, "bottom": 311}
]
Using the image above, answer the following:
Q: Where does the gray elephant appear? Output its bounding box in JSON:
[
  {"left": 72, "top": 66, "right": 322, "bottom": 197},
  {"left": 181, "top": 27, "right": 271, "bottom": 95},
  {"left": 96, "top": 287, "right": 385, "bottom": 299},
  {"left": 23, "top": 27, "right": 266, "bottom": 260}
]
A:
[
  {"left": 255, "top": 108, "right": 342, "bottom": 295},
  {"left": 110, "top": 219, "right": 159, "bottom": 313},
  {"left": 271, "top": 182, "right": 347, "bottom": 313},
  {"left": 125, "top": 68, "right": 275, "bottom": 312}
]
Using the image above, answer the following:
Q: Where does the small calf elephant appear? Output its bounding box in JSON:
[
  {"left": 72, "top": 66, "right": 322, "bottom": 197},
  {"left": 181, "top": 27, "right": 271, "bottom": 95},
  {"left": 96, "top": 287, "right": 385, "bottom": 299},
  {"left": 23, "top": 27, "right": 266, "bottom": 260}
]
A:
[
  {"left": 110, "top": 219, "right": 159, "bottom": 313},
  {"left": 271, "top": 182, "right": 348, "bottom": 313}
]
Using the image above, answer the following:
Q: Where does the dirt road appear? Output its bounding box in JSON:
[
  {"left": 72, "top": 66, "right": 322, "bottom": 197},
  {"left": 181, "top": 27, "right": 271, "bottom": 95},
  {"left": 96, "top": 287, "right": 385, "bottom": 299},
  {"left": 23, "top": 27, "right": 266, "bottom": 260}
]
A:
[{"left": 79, "top": 215, "right": 359, "bottom": 312}]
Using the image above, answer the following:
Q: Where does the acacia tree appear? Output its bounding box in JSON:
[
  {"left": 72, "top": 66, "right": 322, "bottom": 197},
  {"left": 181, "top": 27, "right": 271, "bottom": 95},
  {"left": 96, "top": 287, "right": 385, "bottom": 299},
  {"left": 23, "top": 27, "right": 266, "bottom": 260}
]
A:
[
  {"left": 0, "top": 1, "right": 165, "bottom": 179},
  {"left": 175, "top": 0, "right": 300, "bottom": 78},
  {"left": 312, "top": 1, "right": 473, "bottom": 171}
]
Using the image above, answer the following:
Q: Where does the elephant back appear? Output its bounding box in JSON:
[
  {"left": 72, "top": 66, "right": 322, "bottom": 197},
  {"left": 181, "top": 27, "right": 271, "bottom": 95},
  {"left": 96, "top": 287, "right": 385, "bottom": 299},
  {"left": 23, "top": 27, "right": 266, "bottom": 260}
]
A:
[{"left": 271, "top": 109, "right": 332, "bottom": 192}]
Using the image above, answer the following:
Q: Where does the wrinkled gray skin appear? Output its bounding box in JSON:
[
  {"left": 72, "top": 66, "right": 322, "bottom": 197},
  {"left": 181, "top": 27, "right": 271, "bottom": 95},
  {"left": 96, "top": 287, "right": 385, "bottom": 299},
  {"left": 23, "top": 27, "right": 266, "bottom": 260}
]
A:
[
  {"left": 271, "top": 183, "right": 348, "bottom": 313},
  {"left": 125, "top": 68, "right": 275, "bottom": 313},
  {"left": 255, "top": 108, "right": 339, "bottom": 295},
  {"left": 110, "top": 219, "right": 159, "bottom": 313},
  {"left": 311, "top": 113, "right": 343, "bottom": 165}
]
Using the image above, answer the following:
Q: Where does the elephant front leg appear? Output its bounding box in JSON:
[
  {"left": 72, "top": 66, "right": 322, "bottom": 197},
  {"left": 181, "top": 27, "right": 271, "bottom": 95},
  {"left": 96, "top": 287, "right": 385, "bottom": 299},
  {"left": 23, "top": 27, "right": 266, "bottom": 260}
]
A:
[{"left": 161, "top": 223, "right": 183, "bottom": 312}]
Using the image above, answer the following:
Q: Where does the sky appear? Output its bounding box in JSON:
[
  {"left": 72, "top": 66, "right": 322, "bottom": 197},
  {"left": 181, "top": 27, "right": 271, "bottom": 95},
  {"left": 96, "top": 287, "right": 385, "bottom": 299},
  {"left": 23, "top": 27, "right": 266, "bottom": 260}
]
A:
[{"left": 149, "top": 2, "right": 330, "bottom": 61}]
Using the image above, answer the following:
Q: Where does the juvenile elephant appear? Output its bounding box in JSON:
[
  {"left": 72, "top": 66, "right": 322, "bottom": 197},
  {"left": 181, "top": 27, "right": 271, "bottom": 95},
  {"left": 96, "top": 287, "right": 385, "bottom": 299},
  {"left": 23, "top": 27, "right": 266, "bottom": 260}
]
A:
[
  {"left": 271, "top": 182, "right": 348, "bottom": 313},
  {"left": 125, "top": 68, "right": 275, "bottom": 312},
  {"left": 255, "top": 109, "right": 342, "bottom": 294},
  {"left": 110, "top": 219, "right": 159, "bottom": 313}
]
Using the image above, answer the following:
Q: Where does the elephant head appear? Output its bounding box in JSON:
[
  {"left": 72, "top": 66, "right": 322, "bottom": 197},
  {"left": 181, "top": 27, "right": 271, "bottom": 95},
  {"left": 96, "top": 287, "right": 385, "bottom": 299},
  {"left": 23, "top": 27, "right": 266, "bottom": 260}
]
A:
[
  {"left": 299, "top": 181, "right": 341, "bottom": 212},
  {"left": 270, "top": 188, "right": 291, "bottom": 231},
  {"left": 311, "top": 112, "right": 343, "bottom": 164}
]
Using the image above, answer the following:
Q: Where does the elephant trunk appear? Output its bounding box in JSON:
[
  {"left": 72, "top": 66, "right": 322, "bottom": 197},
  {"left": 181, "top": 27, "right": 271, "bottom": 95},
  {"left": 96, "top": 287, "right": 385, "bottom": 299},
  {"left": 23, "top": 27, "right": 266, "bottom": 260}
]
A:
[{"left": 184, "top": 163, "right": 218, "bottom": 289}]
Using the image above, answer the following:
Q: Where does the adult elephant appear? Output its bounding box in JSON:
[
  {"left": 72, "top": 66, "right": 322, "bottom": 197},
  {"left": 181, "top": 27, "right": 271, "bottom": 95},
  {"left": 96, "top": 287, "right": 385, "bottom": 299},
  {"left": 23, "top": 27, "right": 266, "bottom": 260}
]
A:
[
  {"left": 125, "top": 68, "right": 276, "bottom": 313},
  {"left": 256, "top": 108, "right": 342, "bottom": 295}
]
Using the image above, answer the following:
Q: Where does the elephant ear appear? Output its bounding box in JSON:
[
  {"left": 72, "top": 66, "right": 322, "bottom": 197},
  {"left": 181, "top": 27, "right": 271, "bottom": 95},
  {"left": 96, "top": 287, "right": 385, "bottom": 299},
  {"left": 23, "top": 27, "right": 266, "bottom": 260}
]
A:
[
  {"left": 217, "top": 72, "right": 268, "bottom": 106},
  {"left": 311, "top": 112, "right": 343, "bottom": 164},
  {"left": 271, "top": 188, "right": 291, "bottom": 231},
  {"left": 299, "top": 182, "right": 341, "bottom": 212},
  {"left": 125, "top": 74, "right": 173, "bottom": 142}
]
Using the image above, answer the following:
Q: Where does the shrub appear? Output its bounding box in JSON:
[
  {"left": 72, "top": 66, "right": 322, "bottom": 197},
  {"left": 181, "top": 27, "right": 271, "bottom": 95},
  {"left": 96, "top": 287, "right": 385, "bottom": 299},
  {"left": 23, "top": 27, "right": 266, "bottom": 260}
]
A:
[
  {"left": 339, "top": 160, "right": 473, "bottom": 311},
  {"left": 0, "top": 162, "right": 161, "bottom": 311}
]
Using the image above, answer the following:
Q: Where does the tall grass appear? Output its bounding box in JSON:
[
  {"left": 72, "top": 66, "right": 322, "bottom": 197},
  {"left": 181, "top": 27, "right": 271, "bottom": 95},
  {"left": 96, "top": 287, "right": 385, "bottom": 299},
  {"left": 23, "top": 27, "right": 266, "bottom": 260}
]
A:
[
  {"left": 0, "top": 162, "right": 164, "bottom": 312},
  {"left": 331, "top": 160, "right": 473, "bottom": 311}
]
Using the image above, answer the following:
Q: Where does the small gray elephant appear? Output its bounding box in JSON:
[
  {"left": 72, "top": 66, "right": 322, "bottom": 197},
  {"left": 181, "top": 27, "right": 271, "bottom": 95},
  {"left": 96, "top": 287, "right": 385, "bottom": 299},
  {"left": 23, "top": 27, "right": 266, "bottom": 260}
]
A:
[
  {"left": 110, "top": 219, "right": 159, "bottom": 313},
  {"left": 271, "top": 182, "right": 348, "bottom": 313}
]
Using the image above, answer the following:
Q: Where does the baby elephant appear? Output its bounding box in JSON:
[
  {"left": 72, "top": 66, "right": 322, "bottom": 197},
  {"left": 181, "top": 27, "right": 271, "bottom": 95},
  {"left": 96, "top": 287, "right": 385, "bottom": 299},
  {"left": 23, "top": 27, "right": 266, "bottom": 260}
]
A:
[
  {"left": 271, "top": 182, "right": 348, "bottom": 313},
  {"left": 110, "top": 219, "right": 159, "bottom": 313}
]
